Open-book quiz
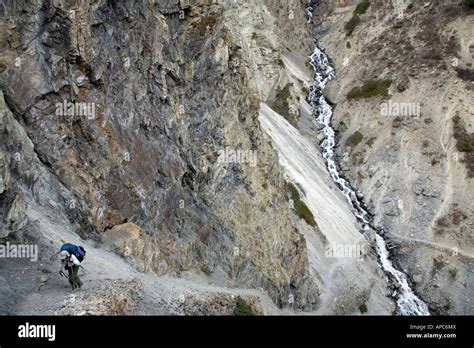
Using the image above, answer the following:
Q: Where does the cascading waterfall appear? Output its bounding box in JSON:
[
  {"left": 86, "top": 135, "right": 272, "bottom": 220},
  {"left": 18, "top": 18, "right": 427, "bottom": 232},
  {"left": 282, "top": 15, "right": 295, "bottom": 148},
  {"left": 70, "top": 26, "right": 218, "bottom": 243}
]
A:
[{"left": 306, "top": 1, "right": 430, "bottom": 316}]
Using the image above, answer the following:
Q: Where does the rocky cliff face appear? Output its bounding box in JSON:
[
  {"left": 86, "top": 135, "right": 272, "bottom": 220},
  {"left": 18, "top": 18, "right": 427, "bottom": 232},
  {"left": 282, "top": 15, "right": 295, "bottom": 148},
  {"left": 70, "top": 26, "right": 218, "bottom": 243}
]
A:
[
  {"left": 313, "top": 0, "right": 474, "bottom": 314},
  {"left": 2, "top": 0, "right": 471, "bottom": 316},
  {"left": 0, "top": 0, "right": 320, "bottom": 311}
]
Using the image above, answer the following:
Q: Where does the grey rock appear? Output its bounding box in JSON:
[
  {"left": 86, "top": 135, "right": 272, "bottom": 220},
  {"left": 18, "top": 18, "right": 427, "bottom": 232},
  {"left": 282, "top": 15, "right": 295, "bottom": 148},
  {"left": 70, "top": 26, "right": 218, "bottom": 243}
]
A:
[{"left": 0, "top": 0, "right": 319, "bottom": 310}]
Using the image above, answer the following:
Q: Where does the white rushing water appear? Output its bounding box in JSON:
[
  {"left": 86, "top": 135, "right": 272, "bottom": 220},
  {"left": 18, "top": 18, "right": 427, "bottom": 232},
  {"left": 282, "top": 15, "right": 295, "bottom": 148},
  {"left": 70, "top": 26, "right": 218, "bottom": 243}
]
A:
[{"left": 306, "top": 1, "right": 429, "bottom": 316}]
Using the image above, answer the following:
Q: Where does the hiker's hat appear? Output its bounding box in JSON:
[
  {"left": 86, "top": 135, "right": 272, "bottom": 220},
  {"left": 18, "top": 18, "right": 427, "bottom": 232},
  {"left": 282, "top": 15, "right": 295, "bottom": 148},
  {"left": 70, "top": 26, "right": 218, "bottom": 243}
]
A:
[{"left": 60, "top": 250, "right": 70, "bottom": 259}]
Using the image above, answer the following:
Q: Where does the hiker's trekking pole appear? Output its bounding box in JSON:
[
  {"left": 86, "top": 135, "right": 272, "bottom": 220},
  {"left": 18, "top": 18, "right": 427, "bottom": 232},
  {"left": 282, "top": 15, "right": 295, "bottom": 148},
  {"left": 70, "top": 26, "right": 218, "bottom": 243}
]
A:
[{"left": 59, "top": 271, "right": 70, "bottom": 281}]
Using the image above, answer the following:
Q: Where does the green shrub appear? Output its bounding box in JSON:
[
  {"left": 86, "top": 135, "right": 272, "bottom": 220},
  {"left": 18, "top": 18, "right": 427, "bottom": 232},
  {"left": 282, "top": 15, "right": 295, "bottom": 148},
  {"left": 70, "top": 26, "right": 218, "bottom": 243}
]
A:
[
  {"left": 359, "top": 303, "right": 368, "bottom": 313},
  {"left": 287, "top": 183, "right": 317, "bottom": 227},
  {"left": 405, "top": 42, "right": 415, "bottom": 52},
  {"left": 452, "top": 209, "right": 467, "bottom": 225},
  {"left": 455, "top": 67, "right": 474, "bottom": 82},
  {"left": 344, "top": 0, "right": 371, "bottom": 36},
  {"left": 443, "top": 301, "right": 451, "bottom": 311},
  {"left": 294, "top": 200, "right": 317, "bottom": 226},
  {"left": 453, "top": 114, "right": 474, "bottom": 155},
  {"left": 461, "top": 142, "right": 473, "bottom": 152},
  {"left": 346, "top": 131, "right": 364, "bottom": 147},
  {"left": 344, "top": 14, "right": 361, "bottom": 36},
  {"left": 452, "top": 113, "right": 474, "bottom": 178},
  {"left": 201, "top": 265, "right": 212, "bottom": 276},
  {"left": 465, "top": 0, "right": 474, "bottom": 8},
  {"left": 393, "top": 20, "right": 404, "bottom": 29},
  {"left": 354, "top": 0, "right": 371, "bottom": 15},
  {"left": 347, "top": 79, "right": 392, "bottom": 100},
  {"left": 453, "top": 113, "right": 461, "bottom": 124},
  {"left": 288, "top": 182, "right": 300, "bottom": 201},
  {"left": 268, "top": 84, "right": 296, "bottom": 126},
  {"left": 234, "top": 297, "right": 257, "bottom": 316}
]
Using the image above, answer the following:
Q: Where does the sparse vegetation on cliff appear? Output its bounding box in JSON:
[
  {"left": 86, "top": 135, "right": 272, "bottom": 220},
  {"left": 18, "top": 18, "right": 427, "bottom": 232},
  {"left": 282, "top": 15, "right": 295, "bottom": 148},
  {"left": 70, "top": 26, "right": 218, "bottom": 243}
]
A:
[
  {"left": 345, "top": 0, "right": 371, "bottom": 36},
  {"left": 346, "top": 131, "right": 364, "bottom": 147},
  {"left": 347, "top": 79, "right": 392, "bottom": 100},
  {"left": 354, "top": 0, "right": 371, "bottom": 15},
  {"left": 287, "top": 183, "right": 317, "bottom": 227},
  {"left": 455, "top": 67, "right": 474, "bottom": 82},
  {"left": 234, "top": 297, "right": 258, "bottom": 316},
  {"left": 393, "top": 20, "right": 404, "bottom": 29},
  {"left": 452, "top": 114, "right": 474, "bottom": 177},
  {"left": 344, "top": 14, "right": 361, "bottom": 36},
  {"left": 268, "top": 84, "right": 297, "bottom": 126}
]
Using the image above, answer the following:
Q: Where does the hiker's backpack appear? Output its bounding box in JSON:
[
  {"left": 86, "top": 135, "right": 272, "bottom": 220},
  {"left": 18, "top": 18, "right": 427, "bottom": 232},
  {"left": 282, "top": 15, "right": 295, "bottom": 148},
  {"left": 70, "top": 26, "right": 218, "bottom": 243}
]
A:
[{"left": 60, "top": 243, "right": 86, "bottom": 262}]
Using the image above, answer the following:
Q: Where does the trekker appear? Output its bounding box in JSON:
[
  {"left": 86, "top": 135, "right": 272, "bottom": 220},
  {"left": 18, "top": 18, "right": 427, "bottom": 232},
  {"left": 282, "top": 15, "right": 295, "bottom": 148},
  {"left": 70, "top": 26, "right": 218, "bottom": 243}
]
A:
[{"left": 59, "top": 243, "right": 86, "bottom": 290}]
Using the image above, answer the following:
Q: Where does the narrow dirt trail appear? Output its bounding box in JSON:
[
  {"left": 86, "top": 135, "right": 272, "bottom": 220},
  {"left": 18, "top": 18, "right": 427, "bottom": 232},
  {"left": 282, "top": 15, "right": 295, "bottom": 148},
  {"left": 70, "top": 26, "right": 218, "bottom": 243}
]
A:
[
  {"left": 389, "top": 233, "right": 474, "bottom": 261},
  {"left": 4, "top": 206, "right": 282, "bottom": 315}
]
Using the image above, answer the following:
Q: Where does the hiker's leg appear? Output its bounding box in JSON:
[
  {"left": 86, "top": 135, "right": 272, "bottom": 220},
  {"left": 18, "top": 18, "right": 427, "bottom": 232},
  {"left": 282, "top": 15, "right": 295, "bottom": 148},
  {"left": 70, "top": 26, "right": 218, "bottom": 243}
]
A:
[
  {"left": 72, "top": 266, "right": 81, "bottom": 288},
  {"left": 74, "top": 266, "right": 83, "bottom": 288},
  {"left": 67, "top": 267, "right": 75, "bottom": 289}
]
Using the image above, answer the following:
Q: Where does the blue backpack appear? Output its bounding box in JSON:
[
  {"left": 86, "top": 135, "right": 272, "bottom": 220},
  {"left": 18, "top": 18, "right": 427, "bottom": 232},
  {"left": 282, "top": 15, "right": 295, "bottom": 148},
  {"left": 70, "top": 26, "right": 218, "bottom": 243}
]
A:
[{"left": 60, "top": 243, "right": 86, "bottom": 262}]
